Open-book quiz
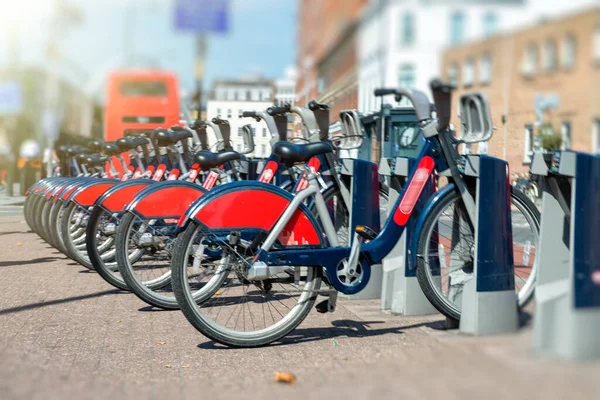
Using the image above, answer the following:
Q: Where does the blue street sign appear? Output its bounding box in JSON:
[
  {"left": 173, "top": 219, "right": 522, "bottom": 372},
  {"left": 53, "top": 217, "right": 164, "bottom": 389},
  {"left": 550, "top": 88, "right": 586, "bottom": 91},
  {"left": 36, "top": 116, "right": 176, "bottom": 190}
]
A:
[
  {"left": 174, "top": 0, "right": 230, "bottom": 34},
  {"left": 0, "top": 81, "right": 23, "bottom": 116}
]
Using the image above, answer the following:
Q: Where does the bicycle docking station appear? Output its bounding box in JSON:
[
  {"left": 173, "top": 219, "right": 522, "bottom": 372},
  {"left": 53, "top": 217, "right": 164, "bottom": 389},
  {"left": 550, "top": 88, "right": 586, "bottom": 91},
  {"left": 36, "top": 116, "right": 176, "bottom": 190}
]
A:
[
  {"left": 339, "top": 157, "right": 382, "bottom": 299},
  {"left": 458, "top": 155, "right": 519, "bottom": 335},
  {"left": 531, "top": 151, "right": 600, "bottom": 360},
  {"left": 379, "top": 156, "right": 438, "bottom": 315}
]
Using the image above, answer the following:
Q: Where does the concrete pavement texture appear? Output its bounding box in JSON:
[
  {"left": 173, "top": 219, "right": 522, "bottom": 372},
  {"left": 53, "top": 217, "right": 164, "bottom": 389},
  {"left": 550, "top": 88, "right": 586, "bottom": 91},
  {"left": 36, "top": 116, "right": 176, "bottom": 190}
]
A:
[{"left": 0, "top": 214, "right": 598, "bottom": 400}]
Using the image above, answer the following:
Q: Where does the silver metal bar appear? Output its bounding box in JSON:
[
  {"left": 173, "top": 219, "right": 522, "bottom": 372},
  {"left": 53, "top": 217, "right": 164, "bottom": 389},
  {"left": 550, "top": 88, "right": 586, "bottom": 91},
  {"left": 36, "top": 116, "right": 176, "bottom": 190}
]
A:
[{"left": 260, "top": 184, "right": 320, "bottom": 250}]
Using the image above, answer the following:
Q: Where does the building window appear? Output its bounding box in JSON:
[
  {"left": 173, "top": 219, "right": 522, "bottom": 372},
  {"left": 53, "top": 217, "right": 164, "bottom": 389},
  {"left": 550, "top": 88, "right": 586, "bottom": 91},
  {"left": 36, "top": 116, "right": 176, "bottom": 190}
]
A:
[
  {"left": 398, "top": 64, "right": 415, "bottom": 88},
  {"left": 317, "top": 77, "right": 326, "bottom": 93},
  {"left": 447, "top": 63, "right": 459, "bottom": 86},
  {"left": 483, "top": 12, "right": 497, "bottom": 37},
  {"left": 561, "top": 34, "right": 576, "bottom": 70},
  {"left": 227, "top": 109, "right": 232, "bottom": 118},
  {"left": 450, "top": 11, "right": 465, "bottom": 45},
  {"left": 561, "top": 121, "right": 571, "bottom": 150},
  {"left": 523, "top": 43, "right": 538, "bottom": 78},
  {"left": 239, "top": 90, "right": 247, "bottom": 101},
  {"left": 216, "top": 108, "right": 222, "bottom": 116},
  {"left": 463, "top": 59, "right": 474, "bottom": 87},
  {"left": 399, "top": 12, "right": 415, "bottom": 47},
  {"left": 261, "top": 144, "right": 267, "bottom": 156},
  {"left": 543, "top": 38, "right": 557, "bottom": 73},
  {"left": 236, "top": 143, "right": 242, "bottom": 152},
  {"left": 479, "top": 53, "right": 492, "bottom": 85},
  {"left": 262, "top": 128, "right": 267, "bottom": 137},
  {"left": 595, "top": 26, "right": 600, "bottom": 64},
  {"left": 524, "top": 124, "right": 534, "bottom": 163},
  {"left": 237, "top": 127, "right": 243, "bottom": 137}
]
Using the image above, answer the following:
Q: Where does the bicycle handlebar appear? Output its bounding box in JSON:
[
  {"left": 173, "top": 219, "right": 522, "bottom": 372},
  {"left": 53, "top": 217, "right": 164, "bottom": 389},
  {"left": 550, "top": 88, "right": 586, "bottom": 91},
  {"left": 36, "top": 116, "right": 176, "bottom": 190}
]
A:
[
  {"left": 373, "top": 88, "right": 396, "bottom": 97},
  {"left": 308, "top": 100, "right": 328, "bottom": 111},
  {"left": 267, "top": 104, "right": 291, "bottom": 116}
]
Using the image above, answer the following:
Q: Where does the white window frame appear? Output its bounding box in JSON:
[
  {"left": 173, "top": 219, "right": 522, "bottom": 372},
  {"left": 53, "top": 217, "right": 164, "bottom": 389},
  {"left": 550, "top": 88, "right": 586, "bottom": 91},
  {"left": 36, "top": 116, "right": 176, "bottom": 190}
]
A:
[
  {"left": 543, "top": 39, "right": 557, "bottom": 73},
  {"left": 463, "top": 59, "right": 474, "bottom": 87},
  {"left": 561, "top": 34, "right": 576, "bottom": 70},
  {"left": 593, "top": 119, "right": 600, "bottom": 155},
  {"left": 594, "top": 26, "right": 600, "bottom": 64},
  {"left": 448, "top": 63, "right": 459, "bottom": 86},
  {"left": 524, "top": 125, "right": 534, "bottom": 163},
  {"left": 522, "top": 43, "right": 538, "bottom": 78},
  {"left": 479, "top": 53, "right": 492, "bottom": 85},
  {"left": 561, "top": 121, "right": 571, "bottom": 150}
]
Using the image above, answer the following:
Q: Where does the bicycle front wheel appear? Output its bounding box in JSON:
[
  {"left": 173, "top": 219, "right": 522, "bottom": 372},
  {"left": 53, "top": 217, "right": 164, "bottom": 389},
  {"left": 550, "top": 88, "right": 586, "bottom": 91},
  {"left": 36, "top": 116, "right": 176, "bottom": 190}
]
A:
[
  {"left": 415, "top": 186, "right": 540, "bottom": 320},
  {"left": 172, "top": 221, "right": 322, "bottom": 347}
]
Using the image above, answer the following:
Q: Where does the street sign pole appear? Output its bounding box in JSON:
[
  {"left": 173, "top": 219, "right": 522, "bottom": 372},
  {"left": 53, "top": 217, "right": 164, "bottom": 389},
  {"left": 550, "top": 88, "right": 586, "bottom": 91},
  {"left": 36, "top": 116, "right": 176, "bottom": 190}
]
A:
[
  {"left": 194, "top": 35, "right": 207, "bottom": 118},
  {"left": 174, "top": 0, "right": 229, "bottom": 119}
]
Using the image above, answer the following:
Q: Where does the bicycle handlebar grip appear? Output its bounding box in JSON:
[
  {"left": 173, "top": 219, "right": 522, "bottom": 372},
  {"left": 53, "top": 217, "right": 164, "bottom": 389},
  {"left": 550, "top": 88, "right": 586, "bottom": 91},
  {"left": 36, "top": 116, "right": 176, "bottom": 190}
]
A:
[
  {"left": 241, "top": 111, "right": 257, "bottom": 118},
  {"left": 373, "top": 88, "right": 397, "bottom": 97},
  {"left": 308, "top": 100, "right": 329, "bottom": 111},
  {"left": 170, "top": 125, "right": 184, "bottom": 131},
  {"left": 266, "top": 104, "right": 290, "bottom": 116},
  {"left": 189, "top": 119, "right": 207, "bottom": 130},
  {"left": 429, "top": 79, "right": 455, "bottom": 94},
  {"left": 212, "top": 117, "right": 229, "bottom": 125}
]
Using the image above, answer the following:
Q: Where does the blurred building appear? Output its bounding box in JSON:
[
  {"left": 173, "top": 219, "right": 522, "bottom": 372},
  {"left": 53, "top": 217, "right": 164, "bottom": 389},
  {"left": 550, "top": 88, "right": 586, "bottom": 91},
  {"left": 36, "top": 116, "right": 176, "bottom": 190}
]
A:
[
  {"left": 295, "top": 0, "right": 368, "bottom": 122},
  {"left": 357, "top": 0, "right": 549, "bottom": 114},
  {"left": 274, "top": 66, "right": 297, "bottom": 107},
  {"left": 441, "top": 7, "right": 600, "bottom": 172},
  {"left": 0, "top": 67, "right": 99, "bottom": 156},
  {"left": 206, "top": 79, "right": 275, "bottom": 158}
]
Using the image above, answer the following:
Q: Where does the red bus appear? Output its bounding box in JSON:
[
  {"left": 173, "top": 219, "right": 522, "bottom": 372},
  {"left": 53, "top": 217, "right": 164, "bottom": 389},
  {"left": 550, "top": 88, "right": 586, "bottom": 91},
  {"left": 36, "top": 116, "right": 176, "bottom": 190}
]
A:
[{"left": 104, "top": 70, "right": 180, "bottom": 141}]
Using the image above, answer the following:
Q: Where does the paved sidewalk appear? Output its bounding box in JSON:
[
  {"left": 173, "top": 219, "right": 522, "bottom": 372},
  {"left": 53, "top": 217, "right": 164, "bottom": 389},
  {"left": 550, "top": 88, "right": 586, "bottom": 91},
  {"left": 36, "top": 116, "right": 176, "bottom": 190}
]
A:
[
  {"left": 0, "top": 215, "right": 597, "bottom": 400},
  {"left": 0, "top": 196, "right": 26, "bottom": 206}
]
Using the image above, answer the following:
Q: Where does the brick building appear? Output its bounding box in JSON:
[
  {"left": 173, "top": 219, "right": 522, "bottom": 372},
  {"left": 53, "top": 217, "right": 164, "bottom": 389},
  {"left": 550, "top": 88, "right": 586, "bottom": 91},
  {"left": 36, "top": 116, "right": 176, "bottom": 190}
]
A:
[
  {"left": 441, "top": 7, "right": 600, "bottom": 173},
  {"left": 295, "top": 0, "right": 367, "bottom": 124}
]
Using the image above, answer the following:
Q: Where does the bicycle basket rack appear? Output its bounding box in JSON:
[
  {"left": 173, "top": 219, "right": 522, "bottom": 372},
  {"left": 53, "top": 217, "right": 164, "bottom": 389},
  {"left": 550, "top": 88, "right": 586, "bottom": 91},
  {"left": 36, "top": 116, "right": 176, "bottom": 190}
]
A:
[
  {"left": 332, "top": 110, "right": 365, "bottom": 150},
  {"left": 458, "top": 92, "right": 493, "bottom": 143}
]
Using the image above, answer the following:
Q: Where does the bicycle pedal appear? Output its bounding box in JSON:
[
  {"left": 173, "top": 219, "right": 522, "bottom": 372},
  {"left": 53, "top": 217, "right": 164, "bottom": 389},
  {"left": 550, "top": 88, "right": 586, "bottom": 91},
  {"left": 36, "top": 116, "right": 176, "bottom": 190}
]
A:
[{"left": 355, "top": 225, "right": 377, "bottom": 241}]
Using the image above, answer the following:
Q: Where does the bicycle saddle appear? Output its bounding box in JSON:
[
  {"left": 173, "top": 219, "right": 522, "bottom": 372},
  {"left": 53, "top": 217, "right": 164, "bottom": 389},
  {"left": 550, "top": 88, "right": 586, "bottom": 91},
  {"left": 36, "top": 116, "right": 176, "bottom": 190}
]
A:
[
  {"left": 153, "top": 129, "right": 193, "bottom": 147},
  {"left": 193, "top": 149, "right": 241, "bottom": 171},
  {"left": 66, "top": 145, "right": 89, "bottom": 157},
  {"left": 75, "top": 153, "right": 90, "bottom": 163},
  {"left": 116, "top": 138, "right": 139, "bottom": 152},
  {"left": 272, "top": 142, "right": 333, "bottom": 167},
  {"left": 87, "top": 139, "right": 105, "bottom": 153},
  {"left": 83, "top": 155, "right": 108, "bottom": 167},
  {"left": 102, "top": 142, "right": 121, "bottom": 156}
]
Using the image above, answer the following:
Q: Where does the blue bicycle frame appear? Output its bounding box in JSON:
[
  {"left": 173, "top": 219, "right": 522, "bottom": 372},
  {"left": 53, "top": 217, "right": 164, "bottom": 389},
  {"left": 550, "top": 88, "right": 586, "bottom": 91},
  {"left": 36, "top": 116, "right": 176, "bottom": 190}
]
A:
[{"left": 253, "top": 135, "right": 449, "bottom": 295}]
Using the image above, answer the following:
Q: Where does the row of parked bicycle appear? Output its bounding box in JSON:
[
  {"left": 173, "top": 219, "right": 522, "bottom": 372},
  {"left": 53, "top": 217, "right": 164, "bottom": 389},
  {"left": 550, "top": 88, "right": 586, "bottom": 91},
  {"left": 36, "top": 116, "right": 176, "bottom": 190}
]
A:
[{"left": 23, "top": 80, "right": 540, "bottom": 347}]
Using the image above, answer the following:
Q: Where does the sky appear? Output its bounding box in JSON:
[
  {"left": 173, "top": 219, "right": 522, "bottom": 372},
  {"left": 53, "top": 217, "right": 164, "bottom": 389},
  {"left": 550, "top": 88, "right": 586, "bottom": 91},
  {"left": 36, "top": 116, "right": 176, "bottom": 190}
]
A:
[{"left": 0, "top": 0, "right": 298, "bottom": 100}]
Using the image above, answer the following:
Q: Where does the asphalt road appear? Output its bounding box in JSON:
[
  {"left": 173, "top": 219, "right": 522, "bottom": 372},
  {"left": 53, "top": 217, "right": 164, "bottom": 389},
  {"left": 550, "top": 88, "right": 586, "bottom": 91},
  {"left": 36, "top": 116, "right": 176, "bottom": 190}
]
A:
[{"left": 0, "top": 214, "right": 597, "bottom": 400}]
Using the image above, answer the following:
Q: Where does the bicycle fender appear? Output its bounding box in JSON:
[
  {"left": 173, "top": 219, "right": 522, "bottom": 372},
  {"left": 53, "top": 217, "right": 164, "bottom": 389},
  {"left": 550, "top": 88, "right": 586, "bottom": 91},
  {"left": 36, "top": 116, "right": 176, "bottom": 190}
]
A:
[
  {"left": 182, "top": 181, "right": 324, "bottom": 247},
  {"left": 126, "top": 181, "right": 207, "bottom": 219},
  {"left": 407, "top": 183, "right": 456, "bottom": 271},
  {"left": 96, "top": 179, "right": 157, "bottom": 213},
  {"left": 69, "top": 180, "right": 120, "bottom": 207},
  {"left": 59, "top": 178, "right": 98, "bottom": 204}
]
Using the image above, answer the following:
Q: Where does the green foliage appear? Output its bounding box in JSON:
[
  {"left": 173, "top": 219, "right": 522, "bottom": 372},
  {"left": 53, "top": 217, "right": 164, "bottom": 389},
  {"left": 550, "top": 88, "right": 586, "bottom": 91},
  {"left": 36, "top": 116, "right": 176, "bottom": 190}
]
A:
[{"left": 536, "top": 123, "right": 562, "bottom": 151}]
